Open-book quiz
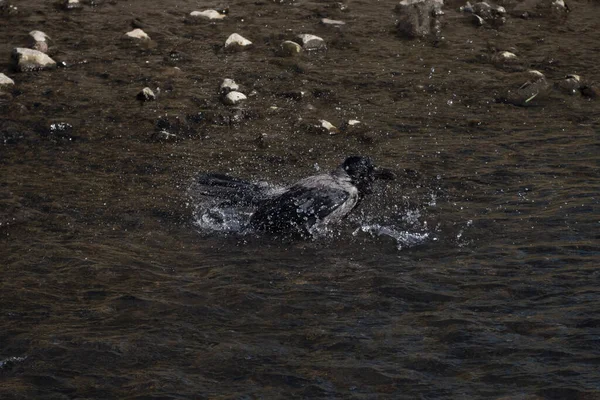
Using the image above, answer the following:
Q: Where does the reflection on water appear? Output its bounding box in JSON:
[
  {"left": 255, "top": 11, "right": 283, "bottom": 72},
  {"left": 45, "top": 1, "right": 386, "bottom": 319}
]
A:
[{"left": 1, "top": 0, "right": 599, "bottom": 398}]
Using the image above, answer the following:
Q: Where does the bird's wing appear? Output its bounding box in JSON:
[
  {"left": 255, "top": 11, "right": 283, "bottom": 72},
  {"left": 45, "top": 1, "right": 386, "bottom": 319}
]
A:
[{"left": 250, "top": 184, "right": 353, "bottom": 234}]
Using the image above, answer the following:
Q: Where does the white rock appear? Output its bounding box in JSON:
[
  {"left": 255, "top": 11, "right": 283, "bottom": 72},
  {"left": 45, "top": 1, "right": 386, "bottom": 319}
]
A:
[
  {"left": 297, "top": 34, "right": 326, "bottom": 50},
  {"left": 527, "top": 70, "right": 545, "bottom": 79},
  {"left": 125, "top": 29, "right": 150, "bottom": 40},
  {"left": 280, "top": 40, "right": 302, "bottom": 56},
  {"left": 318, "top": 120, "right": 338, "bottom": 134},
  {"left": 64, "top": 0, "right": 82, "bottom": 9},
  {"left": 224, "top": 33, "right": 252, "bottom": 50},
  {"left": 190, "top": 10, "right": 226, "bottom": 20},
  {"left": 11, "top": 48, "right": 57, "bottom": 72},
  {"left": 321, "top": 18, "right": 345, "bottom": 26},
  {"left": 220, "top": 78, "right": 239, "bottom": 94},
  {"left": 137, "top": 87, "right": 156, "bottom": 101},
  {"left": 347, "top": 119, "right": 361, "bottom": 126},
  {"left": 223, "top": 91, "right": 247, "bottom": 105},
  {"left": 496, "top": 51, "right": 517, "bottom": 61},
  {"left": 0, "top": 73, "right": 15, "bottom": 86},
  {"left": 29, "top": 30, "right": 50, "bottom": 42}
]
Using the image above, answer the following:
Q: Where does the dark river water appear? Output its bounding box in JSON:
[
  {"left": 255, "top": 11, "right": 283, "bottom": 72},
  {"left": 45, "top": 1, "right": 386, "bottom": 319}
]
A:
[{"left": 1, "top": 0, "right": 599, "bottom": 398}]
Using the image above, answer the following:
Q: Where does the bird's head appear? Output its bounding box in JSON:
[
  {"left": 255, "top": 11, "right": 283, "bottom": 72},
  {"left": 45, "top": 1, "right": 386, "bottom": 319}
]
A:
[{"left": 341, "top": 156, "right": 395, "bottom": 195}]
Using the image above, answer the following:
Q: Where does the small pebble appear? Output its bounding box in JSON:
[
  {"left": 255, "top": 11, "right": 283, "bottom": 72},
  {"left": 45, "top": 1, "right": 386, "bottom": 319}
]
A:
[
  {"left": 190, "top": 10, "right": 226, "bottom": 20},
  {"left": 220, "top": 78, "right": 239, "bottom": 94},
  {"left": 29, "top": 30, "right": 50, "bottom": 53},
  {"left": 29, "top": 30, "right": 50, "bottom": 43},
  {"left": 63, "top": 0, "right": 82, "bottom": 10},
  {"left": 321, "top": 18, "right": 345, "bottom": 26},
  {"left": 297, "top": 34, "right": 326, "bottom": 51},
  {"left": 223, "top": 91, "right": 247, "bottom": 105},
  {"left": 557, "top": 74, "right": 581, "bottom": 95},
  {"left": 137, "top": 87, "right": 156, "bottom": 101},
  {"left": 493, "top": 51, "right": 518, "bottom": 64},
  {"left": 279, "top": 40, "right": 302, "bottom": 57},
  {"left": 0, "top": 73, "right": 15, "bottom": 86},
  {"left": 224, "top": 33, "right": 252, "bottom": 50},
  {"left": 125, "top": 29, "right": 150, "bottom": 40},
  {"left": 318, "top": 119, "right": 338, "bottom": 134}
]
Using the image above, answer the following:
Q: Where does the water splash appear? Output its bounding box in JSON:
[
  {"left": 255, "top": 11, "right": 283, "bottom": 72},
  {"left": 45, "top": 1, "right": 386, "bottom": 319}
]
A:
[{"left": 353, "top": 224, "right": 431, "bottom": 250}]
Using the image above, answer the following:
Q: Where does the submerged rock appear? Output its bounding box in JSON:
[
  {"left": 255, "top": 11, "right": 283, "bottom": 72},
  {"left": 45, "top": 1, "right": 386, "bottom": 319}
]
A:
[
  {"left": 279, "top": 40, "right": 302, "bottom": 56},
  {"left": 395, "top": 0, "right": 443, "bottom": 39},
  {"left": 224, "top": 33, "right": 252, "bottom": 51},
  {"left": 321, "top": 18, "right": 345, "bottom": 26},
  {"left": 190, "top": 10, "right": 226, "bottom": 20},
  {"left": 496, "top": 70, "right": 550, "bottom": 106},
  {"left": 0, "top": 73, "right": 15, "bottom": 86},
  {"left": 223, "top": 91, "right": 247, "bottom": 105},
  {"left": 492, "top": 50, "right": 518, "bottom": 65},
  {"left": 137, "top": 87, "right": 156, "bottom": 101},
  {"left": 297, "top": 34, "right": 326, "bottom": 50},
  {"left": 556, "top": 74, "right": 581, "bottom": 95},
  {"left": 11, "top": 48, "right": 57, "bottom": 72},
  {"left": 125, "top": 28, "right": 150, "bottom": 40}
]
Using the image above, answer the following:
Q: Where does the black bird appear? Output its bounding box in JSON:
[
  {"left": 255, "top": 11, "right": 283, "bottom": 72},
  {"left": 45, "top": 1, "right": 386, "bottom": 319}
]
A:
[{"left": 193, "top": 156, "right": 395, "bottom": 237}]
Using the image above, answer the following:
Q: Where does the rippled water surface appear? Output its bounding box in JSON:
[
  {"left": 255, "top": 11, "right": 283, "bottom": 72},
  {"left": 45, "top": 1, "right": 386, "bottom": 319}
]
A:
[{"left": 1, "top": 0, "right": 599, "bottom": 398}]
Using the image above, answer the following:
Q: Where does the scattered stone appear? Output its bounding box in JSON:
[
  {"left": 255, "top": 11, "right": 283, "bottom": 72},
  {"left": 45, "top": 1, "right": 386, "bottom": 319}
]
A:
[
  {"left": 11, "top": 48, "right": 57, "bottom": 72},
  {"left": 63, "top": 0, "right": 83, "bottom": 10},
  {"left": 556, "top": 74, "right": 581, "bottom": 95},
  {"left": 472, "top": 2, "right": 506, "bottom": 18},
  {"left": 28, "top": 30, "right": 50, "bottom": 53},
  {"left": 497, "top": 70, "right": 550, "bottom": 106},
  {"left": 190, "top": 9, "right": 226, "bottom": 20},
  {"left": 279, "top": 40, "right": 302, "bottom": 57},
  {"left": 340, "top": 119, "right": 362, "bottom": 131},
  {"left": 137, "top": 87, "right": 156, "bottom": 101},
  {"left": 125, "top": 28, "right": 150, "bottom": 40},
  {"left": 316, "top": 119, "right": 338, "bottom": 134},
  {"left": 223, "top": 91, "right": 247, "bottom": 105},
  {"left": 511, "top": 0, "right": 568, "bottom": 18},
  {"left": 395, "top": 0, "right": 444, "bottom": 39},
  {"left": 321, "top": 18, "right": 345, "bottom": 26},
  {"left": 297, "top": 34, "right": 326, "bottom": 50},
  {"left": 220, "top": 78, "right": 239, "bottom": 94},
  {"left": 29, "top": 30, "right": 50, "bottom": 43},
  {"left": 462, "top": 1, "right": 506, "bottom": 25},
  {"left": 0, "top": 73, "right": 15, "bottom": 86},
  {"left": 224, "top": 33, "right": 252, "bottom": 51},
  {"left": 492, "top": 50, "right": 518, "bottom": 64}
]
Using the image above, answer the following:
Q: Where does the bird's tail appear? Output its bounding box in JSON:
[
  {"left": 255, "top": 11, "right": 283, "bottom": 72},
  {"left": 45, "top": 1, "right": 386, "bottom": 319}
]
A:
[{"left": 189, "top": 173, "right": 273, "bottom": 206}]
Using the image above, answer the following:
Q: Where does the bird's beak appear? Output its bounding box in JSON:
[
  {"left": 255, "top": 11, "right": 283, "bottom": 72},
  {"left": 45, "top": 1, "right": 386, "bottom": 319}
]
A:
[{"left": 374, "top": 166, "right": 396, "bottom": 180}]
